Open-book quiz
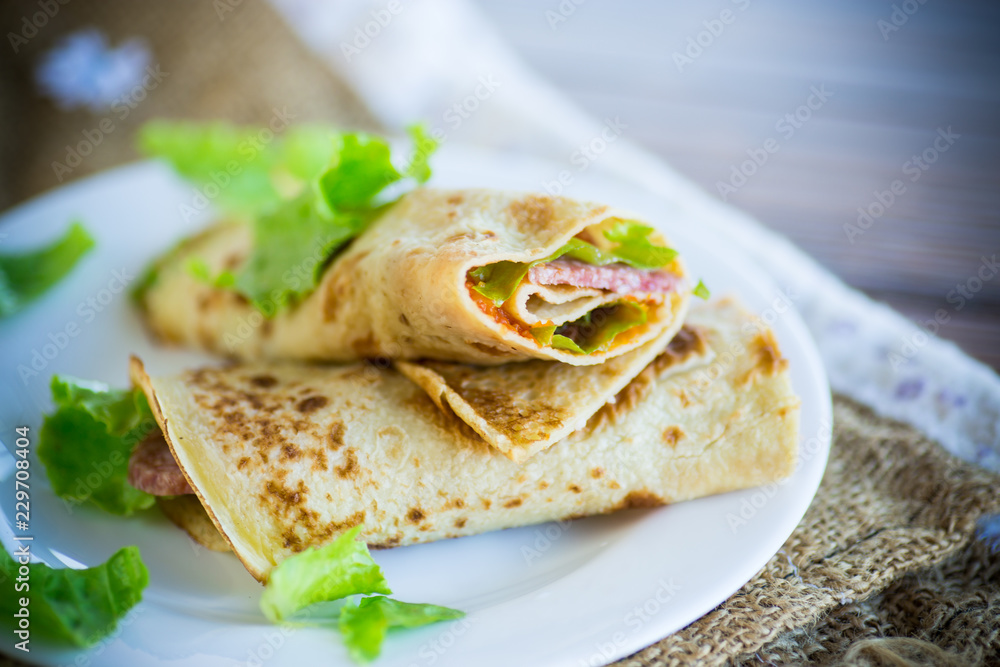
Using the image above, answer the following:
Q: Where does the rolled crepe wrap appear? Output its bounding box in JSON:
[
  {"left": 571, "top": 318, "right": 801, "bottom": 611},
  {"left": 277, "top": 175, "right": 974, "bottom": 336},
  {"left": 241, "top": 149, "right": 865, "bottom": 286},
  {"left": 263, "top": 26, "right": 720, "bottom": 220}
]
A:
[
  {"left": 130, "top": 299, "right": 799, "bottom": 581},
  {"left": 138, "top": 188, "right": 691, "bottom": 365},
  {"left": 396, "top": 324, "right": 715, "bottom": 463}
]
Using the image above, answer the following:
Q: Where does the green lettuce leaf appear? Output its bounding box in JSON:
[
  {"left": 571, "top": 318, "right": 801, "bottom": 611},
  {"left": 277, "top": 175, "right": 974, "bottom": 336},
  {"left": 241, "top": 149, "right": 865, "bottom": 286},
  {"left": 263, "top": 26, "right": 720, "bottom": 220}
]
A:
[
  {"left": 402, "top": 124, "right": 438, "bottom": 183},
  {"left": 319, "top": 134, "right": 404, "bottom": 211},
  {"left": 468, "top": 225, "right": 677, "bottom": 307},
  {"left": 227, "top": 191, "right": 368, "bottom": 312},
  {"left": 0, "top": 543, "right": 148, "bottom": 647},
  {"left": 141, "top": 121, "right": 438, "bottom": 314},
  {"left": 137, "top": 121, "right": 281, "bottom": 214},
  {"left": 550, "top": 334, "right": 585, "bottom": 354},
  {"left": 0, "top": 222, "right": 95, "bottom": 319},
  {"left": 529, "top": 325, "right": 556, "bottom": 345},
  {"left": 601, "top": 219, "right": 678, "bottom": 269},
  {"left": 260, "top": 526, "right": 391, "bottom": 623},
  {"left": 693, "top": 279, "right": 710, "bottom": 300},
  {"left": 38, "top": 376, "right": 156, "bottom": 515},
  {"left": 553, "top": 302, "right": 648, "bottom": 355},
  {"left": 339, "top": 596, "right": 464, "bottom": 663},
  {"left": 467, "top": 260, "right": 533, "bottom": 305}
]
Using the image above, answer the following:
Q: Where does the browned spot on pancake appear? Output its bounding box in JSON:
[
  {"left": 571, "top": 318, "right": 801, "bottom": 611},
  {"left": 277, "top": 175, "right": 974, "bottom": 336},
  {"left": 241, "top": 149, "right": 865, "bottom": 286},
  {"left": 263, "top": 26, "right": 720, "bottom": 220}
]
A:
[
  {"left": 374, "top": 535, "right": 402, "bottom": 549},
  {"left": 281, "top": 444, "right": 301, "bottom": 461},
  {"left": 507, "top": 196, "right": 555, "bottom": 234},
  {"left": 482, "top": 499, "right": 492, "bottom": 510},
  {"left": 447, "top": 194, "right": 464, "bottom": 205},
  {"left": 448, "top": 498, "right": 465, "bottom": 509},
  {"left": 237, "top": 456, "right": 250, "bottom": 470},
  {"left": 412, "top": 457, "right": 420, "bottom": 467},
  {"left": 308, "top": 447, "right": 330, "bottom": 472},
  {"left": 329, "top": 421, "right": 346, "bottom": 450},
  {"left": 538, "top": 480, "right": 549, "bottom": 490},
  {"left": 750, "top": 329, "right": 788, "bottom": 377},
  {"left": 399, "top": 313, "right": 410, "bottom": 326},
  {"left": 222, "top": 253, "right": 244, "bottom": 271},
  {"left": 406, "top": 508, "right": 425, "bottom": 523},
  {"left": 617, "top": 491, "right": 665, "bottom": 510},
  {"left": 196, "top": 293, "right": 211, "bottom": 312},
  {"left": 221, "top": 411, "right": 254, "bottom": 441},
  {"left": 249, "top": 374, "right": 277, "bottom": 388},
  {"left": 470, "top": 342, "right": 506, "bottom": 356},
  {"left": 504, "top": 498, "right": 523, "bottom": 508},
  {"left": 590, "top": 467, "right": 605, "bottom": 479},
  {"left": 281, "top": 528, "right": 303, "bottom": 551},
  {"left": 454, "top": 517, "right": 467, "bottom": 529},
  {"left": 568, "top": 484, "right": 582, "bottom": 494},
  {"left": 404, "top": 393, "right": 489, "bottom": 446},
  {"left": 587, "top": 325, "right": 709, "bottom": 431},
  {"left": 296, "top": 395, "right": 328, "bottom": 413},
  {"left": 662, "top": 426, "right": 684, "bottom": 448},
  {"left": 351, "top": 332, "right": 380, "bottom": 358},
  {"left": 425, "top": 366, "right": 569, "bottom": 442},
  {"left": 609, "top": 481, "right": 621, "bottom": 490},
  {"left": 335, "top": 449, "right": 359, "bottom": 479},
  {"left": 265, "top": 479, "right": 306, "bottom": 509}
]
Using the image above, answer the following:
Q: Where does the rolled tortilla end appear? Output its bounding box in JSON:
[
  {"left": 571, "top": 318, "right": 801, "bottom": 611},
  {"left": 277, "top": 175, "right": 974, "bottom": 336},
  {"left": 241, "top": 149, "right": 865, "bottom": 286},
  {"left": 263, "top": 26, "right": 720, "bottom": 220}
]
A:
[{"left": 138, "top": 188, "right": 691, "bottom": 365}]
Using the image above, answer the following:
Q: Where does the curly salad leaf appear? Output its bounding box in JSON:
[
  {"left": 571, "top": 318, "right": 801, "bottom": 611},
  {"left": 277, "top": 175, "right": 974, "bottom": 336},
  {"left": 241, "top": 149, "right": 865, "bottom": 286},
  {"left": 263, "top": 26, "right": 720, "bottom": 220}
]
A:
[
  {"left": 38, "top": 376, "right": 157, "bottom": 515},
  {"left": 137, "top": 121, "right": 438, "bottom": 313},
  {"left": 261, "top": 526, "right": 464, "bottom": 663},
  {"left": 1, "top": 543, "right": 148, "bottom": 647},
  {"left": 468, "top": 219, "right": 678, "bottom": 306},
  {"left": 0, "top": 222, "right": 94, "bottom": 319},
  {"left": 530, "top": 301, "right": 648, "bottom": 354}
]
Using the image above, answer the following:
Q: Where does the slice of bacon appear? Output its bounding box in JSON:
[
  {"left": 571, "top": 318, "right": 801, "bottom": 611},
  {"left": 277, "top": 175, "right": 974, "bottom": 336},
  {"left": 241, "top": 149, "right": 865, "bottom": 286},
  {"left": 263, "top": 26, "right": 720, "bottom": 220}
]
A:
[
  {"left": 128, "top": 432, "right": 193, "bottom": 495},
  {"left": 528, "top": 258, "right": 680, "bottom": 294}
]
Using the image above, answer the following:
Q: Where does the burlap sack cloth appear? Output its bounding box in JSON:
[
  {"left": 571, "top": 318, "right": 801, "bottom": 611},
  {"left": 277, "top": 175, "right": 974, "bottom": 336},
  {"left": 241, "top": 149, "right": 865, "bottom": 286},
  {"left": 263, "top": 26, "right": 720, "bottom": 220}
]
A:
[{"left": 2, "top": 2, "right": 998, "bottom": 665}]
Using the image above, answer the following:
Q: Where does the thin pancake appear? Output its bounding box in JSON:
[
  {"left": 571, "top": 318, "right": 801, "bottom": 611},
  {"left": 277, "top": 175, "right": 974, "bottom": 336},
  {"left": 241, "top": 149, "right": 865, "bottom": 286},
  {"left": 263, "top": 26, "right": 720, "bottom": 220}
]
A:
[
  {"left": 396, "top": 324, "right": 715, "bottom": 463},
  {"left": 131, "top": 299, "right": 799, "bottom": 582},
  {"left": 137, "top": 188, "right": 690, "bottom": 366}
]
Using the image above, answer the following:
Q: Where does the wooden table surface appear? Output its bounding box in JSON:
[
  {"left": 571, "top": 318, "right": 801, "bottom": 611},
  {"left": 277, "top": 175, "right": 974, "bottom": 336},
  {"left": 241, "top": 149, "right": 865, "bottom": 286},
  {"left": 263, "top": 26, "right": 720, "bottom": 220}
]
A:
[{"left": 473, "top": 0, "right": 1000, "bottom": 370}]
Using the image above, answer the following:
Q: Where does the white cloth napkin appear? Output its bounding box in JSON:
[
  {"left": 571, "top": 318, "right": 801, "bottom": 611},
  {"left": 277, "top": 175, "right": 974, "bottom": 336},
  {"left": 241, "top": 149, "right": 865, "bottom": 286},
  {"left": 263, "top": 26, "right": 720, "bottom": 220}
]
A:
[{"left": 268, "top": 0, "right": 1000, "bottom": 471}]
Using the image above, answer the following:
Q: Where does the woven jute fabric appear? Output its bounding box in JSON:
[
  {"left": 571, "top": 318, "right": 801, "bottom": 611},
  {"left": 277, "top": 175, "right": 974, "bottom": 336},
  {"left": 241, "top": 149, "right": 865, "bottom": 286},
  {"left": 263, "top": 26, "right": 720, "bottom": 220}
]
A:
[
  {"left": 612, "top": 396, "right": 1000, "bottom": 667},
  {"left": 2, "top": 2, "right": 999, "bottom": 666}
]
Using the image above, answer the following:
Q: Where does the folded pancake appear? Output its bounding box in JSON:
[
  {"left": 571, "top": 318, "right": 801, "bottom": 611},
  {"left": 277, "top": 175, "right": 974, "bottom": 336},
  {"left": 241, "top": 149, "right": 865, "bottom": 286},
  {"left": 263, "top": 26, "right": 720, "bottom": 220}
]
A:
[
  {"left": 130, "top": 300, "right": 798, "bottom": 581},
  {"left": 137, "top": 188, "right": 691, "bottom": 366},
  {"left": 395, "top": 325, "right": 715, "bottom": 463}
]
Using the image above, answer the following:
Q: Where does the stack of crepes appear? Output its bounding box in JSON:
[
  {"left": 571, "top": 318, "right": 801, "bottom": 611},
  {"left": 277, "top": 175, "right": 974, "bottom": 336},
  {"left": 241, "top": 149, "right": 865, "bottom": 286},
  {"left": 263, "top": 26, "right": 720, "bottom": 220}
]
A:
[{"left": 130, "top": 180, "right": 800, "bottom": 582}]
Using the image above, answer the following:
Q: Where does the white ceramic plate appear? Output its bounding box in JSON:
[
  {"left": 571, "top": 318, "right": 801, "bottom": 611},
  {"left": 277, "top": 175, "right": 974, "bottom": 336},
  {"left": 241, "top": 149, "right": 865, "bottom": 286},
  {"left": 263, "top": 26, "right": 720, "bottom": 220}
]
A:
[{"left": 0, "top": 145, "right": 831, "bottom": 667}]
